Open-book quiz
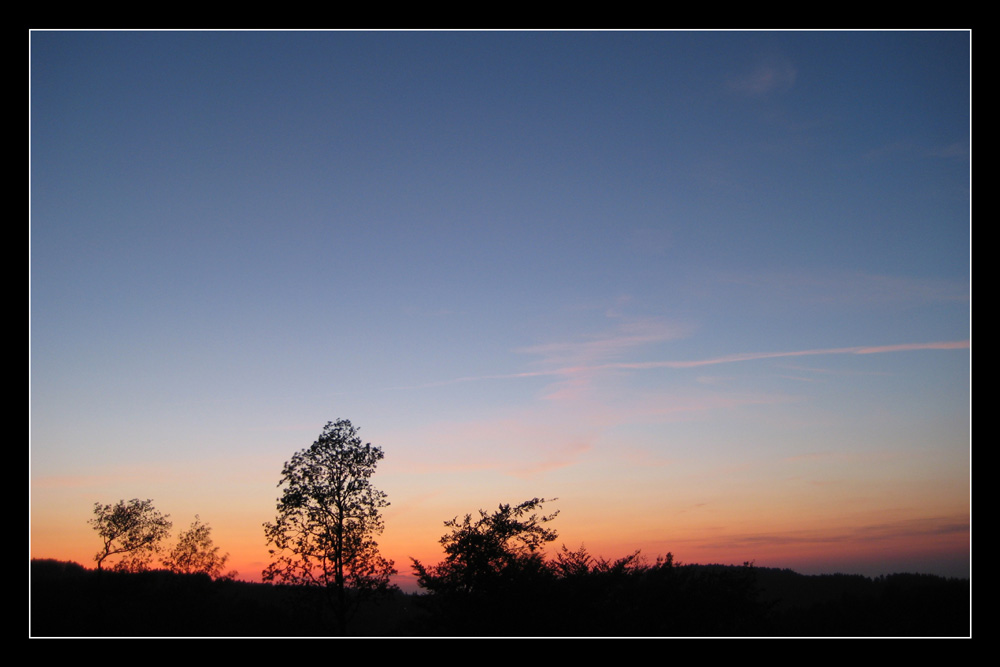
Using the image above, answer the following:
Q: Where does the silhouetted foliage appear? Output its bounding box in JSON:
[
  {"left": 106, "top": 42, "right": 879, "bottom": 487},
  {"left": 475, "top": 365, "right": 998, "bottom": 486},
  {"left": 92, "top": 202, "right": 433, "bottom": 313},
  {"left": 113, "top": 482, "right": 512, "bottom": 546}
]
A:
[
  {"left": 409, "top": 498, "right": 559, "bottom": 634},
  {"left": 163, "top": 515, "right": 236, "bottom": 580},
  {"left": 412, "top": 497, "right": 558, "bottom": 597},
  {"left": 553, "top": 543, "right": 649, "bottom": 578},
  {"left": 408, "top": 498, "right": 772, "bottom": 635},
  {"left": 89, "top": 499, "right": 172, "bottom": 572},
  {"left": 263, "top": 419, "right": 397, "bottom": 633},
  {"left": 544, "top": 545, "right": 689, "bottom": 635}
]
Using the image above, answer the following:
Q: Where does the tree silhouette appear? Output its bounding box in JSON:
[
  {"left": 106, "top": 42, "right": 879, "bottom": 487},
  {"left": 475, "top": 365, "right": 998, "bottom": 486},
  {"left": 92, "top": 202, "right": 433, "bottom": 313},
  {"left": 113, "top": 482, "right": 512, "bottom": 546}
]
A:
[
  {"left": 412, "top": 497, "right": 558, "bottom": 596},
  {"left": 163, "top": 515, "right": 236, "bottom": 580},
  {"left": 90, "top": 499, "right": 172, "bottom": 572},
  {"left": 263, "top": 419, "right": 396, "bottom": 633}
]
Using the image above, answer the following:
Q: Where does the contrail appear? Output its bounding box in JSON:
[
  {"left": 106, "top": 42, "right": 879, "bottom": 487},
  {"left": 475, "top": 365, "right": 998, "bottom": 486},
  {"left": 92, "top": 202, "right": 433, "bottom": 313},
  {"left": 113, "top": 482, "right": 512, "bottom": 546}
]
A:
[
  {"left": 389, "top": 340, "right": 969, "bottom": 390},
  {"left": 600, "top": 340, "right": 970, "bottom": 371}
]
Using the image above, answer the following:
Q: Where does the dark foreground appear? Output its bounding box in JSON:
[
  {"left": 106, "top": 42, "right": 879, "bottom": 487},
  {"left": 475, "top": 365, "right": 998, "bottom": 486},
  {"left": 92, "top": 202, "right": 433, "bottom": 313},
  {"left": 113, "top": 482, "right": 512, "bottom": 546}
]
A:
[{"left": 30, "top": 559, "right": 969, "bottom": 637}]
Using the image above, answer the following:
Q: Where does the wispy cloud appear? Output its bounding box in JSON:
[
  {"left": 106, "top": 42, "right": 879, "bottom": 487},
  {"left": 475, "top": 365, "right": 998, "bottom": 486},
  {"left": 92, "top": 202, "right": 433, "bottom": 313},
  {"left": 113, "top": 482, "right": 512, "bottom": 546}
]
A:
[
  {"left": 693, "top": 514, "right": 969, "bottom": 550},
  {"left": 385, "top": 336, "right": 965, "bottom": 481},
  {"left": 517, "top": 319, "right": 692, "bottom": 401},
  {"left": 517, "top": 319, "right": 689, "bottom": 368},
  {"left": 611, "top": 340, "right": 969, "bottom": 371},
  {"left": 390, "top": 339, "right": 968, "bottom": 393},
  {"left": 727, "top": 57, "right": 797, "bottom": 96}
]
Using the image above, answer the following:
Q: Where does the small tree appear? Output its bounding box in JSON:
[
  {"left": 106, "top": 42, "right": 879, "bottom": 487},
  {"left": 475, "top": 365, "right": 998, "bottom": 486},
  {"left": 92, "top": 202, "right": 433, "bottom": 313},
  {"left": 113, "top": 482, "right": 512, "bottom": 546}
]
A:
[
  {"left": 412, "top": 498, "right": 558, "bottom": 596},
  {"left": 90, "top": 498, "right": 172, "bottom": 572},
  {"left": 263, "top": 419, "right": 397, "bottom": 633},
  {"left": 163, "top": 515, "right": 236, "bottom": 580}
]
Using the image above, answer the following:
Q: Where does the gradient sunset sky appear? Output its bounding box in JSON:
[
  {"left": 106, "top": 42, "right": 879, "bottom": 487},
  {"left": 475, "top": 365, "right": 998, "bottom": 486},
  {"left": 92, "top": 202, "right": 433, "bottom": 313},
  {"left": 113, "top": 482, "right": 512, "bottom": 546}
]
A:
[{"left": 30, "top": 30, "right": 970, "bottom": 588}]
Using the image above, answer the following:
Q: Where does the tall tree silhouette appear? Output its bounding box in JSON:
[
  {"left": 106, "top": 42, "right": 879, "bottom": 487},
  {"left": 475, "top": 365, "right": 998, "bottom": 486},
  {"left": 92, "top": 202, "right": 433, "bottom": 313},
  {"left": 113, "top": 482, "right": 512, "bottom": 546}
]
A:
[{"left": 263, "top": 419, "right": 396, "bottom": 633}]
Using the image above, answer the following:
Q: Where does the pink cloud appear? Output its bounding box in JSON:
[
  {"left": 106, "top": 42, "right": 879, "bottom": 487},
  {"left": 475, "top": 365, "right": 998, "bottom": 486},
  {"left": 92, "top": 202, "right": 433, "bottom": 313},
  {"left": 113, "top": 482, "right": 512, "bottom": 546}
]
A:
[
  {"left": 514, "top": 319, "right": 692, "bottom": 402},
  {"left": 390, "top": 339, "right": 967, "bottom": 404},
  {"left": 517, "top": 319, "right": 690, "bottom": 368}
]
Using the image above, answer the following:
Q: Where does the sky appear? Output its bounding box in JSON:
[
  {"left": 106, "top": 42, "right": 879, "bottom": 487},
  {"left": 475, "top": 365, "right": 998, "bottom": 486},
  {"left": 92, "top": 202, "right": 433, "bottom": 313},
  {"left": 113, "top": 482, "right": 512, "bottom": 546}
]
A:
[{"left": 30, "top": 30, "right": 970, "bottom": 589}]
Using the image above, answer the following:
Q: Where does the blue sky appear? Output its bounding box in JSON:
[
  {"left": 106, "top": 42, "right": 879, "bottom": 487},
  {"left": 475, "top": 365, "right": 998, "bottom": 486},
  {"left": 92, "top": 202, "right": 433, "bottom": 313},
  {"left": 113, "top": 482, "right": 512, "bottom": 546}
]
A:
[{"left": 31, "top": 30, "right": 969, "bottom": 583}]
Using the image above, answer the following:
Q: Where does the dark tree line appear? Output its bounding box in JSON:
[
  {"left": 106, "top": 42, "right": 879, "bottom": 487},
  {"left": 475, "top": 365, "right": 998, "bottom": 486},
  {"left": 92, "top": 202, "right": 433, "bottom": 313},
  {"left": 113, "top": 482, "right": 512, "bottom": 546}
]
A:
[{"left": 405, "top": 498, "right": 769, "bottom": 635}]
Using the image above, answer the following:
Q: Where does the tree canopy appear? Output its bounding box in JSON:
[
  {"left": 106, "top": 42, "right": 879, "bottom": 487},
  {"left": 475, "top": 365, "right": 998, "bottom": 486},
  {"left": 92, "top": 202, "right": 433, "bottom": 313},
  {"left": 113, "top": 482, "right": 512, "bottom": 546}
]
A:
[
  {"left": 89, "top": 498, "right": 172, "bottom": 572},
  {"left": 412, "top": 497, "right": 558, "bottom": 596},
  {"left": 263, "top": 419, "right": 396, "bottom": 632},
  {"left": 163, "top": 515, "right": 236, "bottom": 580}
]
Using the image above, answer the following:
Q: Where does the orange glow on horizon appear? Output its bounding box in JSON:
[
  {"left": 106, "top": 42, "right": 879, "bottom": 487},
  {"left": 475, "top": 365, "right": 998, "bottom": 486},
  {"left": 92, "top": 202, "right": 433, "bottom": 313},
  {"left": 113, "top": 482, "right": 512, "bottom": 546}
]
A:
[{"left": 33, "top": 503, "right": 970, "bottom": 588}]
